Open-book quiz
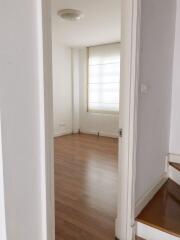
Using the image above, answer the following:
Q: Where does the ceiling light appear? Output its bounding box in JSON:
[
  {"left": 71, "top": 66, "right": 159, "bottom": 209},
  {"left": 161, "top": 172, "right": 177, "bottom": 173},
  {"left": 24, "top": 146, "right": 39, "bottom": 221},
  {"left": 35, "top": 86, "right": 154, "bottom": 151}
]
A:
[{"left": 57, "top": 9, "right": 84, "bottom": 21}]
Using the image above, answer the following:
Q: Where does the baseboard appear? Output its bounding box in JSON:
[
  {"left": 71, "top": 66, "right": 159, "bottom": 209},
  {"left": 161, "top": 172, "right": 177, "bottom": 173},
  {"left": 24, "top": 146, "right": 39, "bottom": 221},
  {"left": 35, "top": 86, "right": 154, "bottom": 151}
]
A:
[
  {"left": 136, "top": 222, "right": 180, "bottom": 240},
  {"left": 168, "top": 153, "right": 180, "bottom": 164},
  {"left": 80, "top": 129, "right": 118, "bottom": 139},
  {"left": 54, "top": 129, "right": 118, "bottom": 139},
  {"left": 135, "top": 172, "right": 168, "bottom": 217},
  {"left": 72, "top": 130, "right": 79, "bottom": 134},
  {"left": 79, "top": 129, "right": 98, "bottom": 136},
  {"left": 99, "top": 131, "right": 119, "bottom": 138},
  {"left": 54, "top": 129, "right": 72, "bottom": 138}
]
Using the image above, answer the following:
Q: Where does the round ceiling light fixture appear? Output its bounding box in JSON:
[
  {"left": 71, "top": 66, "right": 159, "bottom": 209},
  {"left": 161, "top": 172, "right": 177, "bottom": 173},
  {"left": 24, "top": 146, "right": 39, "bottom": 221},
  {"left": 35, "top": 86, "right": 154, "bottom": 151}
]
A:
[{"left": 57, "top": 9, "right": 84, "bottom": 21}]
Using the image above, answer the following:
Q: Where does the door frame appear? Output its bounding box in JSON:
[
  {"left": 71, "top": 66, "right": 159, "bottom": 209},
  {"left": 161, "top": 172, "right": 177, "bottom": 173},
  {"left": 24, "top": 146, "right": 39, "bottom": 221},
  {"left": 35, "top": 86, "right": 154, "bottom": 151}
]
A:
[
  {"left": 116, "top": 0, "right": 141, "bottom": 239},
  {"left": 0, "top": 115, "right": 7, "bottom": 240},
  {"left": 39, "top": 0, "right": 55, "bottom": 239},
  {"left": 40, "top": 0, "right": 141, "bottom": 239}
]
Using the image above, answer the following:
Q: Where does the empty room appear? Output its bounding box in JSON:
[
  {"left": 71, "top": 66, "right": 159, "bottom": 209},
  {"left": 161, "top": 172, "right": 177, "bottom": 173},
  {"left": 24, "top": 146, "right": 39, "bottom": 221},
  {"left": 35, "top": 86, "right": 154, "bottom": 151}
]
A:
[{"left": 51, "top": 0, "right": 121, "bottom": 239}]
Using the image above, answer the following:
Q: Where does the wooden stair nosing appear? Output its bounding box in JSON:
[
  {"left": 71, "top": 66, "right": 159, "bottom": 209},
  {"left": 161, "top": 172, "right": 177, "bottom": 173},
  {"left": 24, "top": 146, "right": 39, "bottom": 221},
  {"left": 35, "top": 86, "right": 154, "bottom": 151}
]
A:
[{"left": 136, "top": 179, "right": 180, "bottom": 238}]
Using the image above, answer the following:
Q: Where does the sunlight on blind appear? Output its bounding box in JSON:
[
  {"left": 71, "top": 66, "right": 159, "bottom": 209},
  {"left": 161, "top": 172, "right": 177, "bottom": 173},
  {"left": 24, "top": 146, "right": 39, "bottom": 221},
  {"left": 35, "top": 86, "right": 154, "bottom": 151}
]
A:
[{"left": 88, "top": 43, "right": 120, "bottom": 113}]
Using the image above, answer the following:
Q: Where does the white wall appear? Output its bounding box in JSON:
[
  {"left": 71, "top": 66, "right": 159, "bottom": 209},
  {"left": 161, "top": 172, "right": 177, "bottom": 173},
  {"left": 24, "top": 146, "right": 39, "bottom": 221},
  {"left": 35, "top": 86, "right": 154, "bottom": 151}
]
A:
[
  {"left": 52, "top": 41, "right": 72, "bottom": 136},
  {"left": 169, "top": 1, "right": 180, "bottom": 155},
  {"left": 79, "top": 49, "right": 119, "bottom": 138},
  {"left": 135, "top": 0, "right": 176, "bottom": 202},
  {"left": 52, "top": 46, "right": 119, "bottom": 138},
  {"left": 0, "top": 0, "right": 50, "bottom": 239},
  {"left": 72, "top": 49, "right": 80, "bottom": 133}
]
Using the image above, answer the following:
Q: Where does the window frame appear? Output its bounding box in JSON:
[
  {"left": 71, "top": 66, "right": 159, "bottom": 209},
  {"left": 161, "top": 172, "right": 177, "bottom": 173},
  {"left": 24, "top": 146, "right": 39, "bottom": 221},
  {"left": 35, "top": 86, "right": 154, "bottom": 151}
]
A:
[{"left": 86, "top": 43, "right": 121, "bottom": 115}]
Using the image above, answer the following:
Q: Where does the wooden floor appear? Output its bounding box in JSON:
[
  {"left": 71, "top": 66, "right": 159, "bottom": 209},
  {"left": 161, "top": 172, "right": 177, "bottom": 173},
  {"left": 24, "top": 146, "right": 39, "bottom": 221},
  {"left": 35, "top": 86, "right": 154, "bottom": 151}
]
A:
[
  {"left": 54, "top": 134, "right": 118, "bottom": 240},
  {"left": 136, "top": 179, "right": 180, "bottom": 237}
]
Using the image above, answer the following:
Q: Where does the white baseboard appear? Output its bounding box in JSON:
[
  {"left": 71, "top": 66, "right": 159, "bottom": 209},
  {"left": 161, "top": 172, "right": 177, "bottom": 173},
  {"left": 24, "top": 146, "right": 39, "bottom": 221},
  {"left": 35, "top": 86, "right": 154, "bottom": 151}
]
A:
[
  {"left": 54, "top": 127, "right": 119, "bottom": 139},
  {"left": 80, "top": 129, "right": 118, "bottom": 139},
  {"left": 54, "top": 129, "right": 118, "bottom": 139},
  {"left": 168, "top": 153, "right": 180, "bottom": 164},
  {"left": 72, "top": 130, "right": 79, "bottom": 134},
  {"left": 99, "top": 131, "right": 119, "bottom": 138},
  {"left": 136, "top": 222, "right": 180, "bottom": 240},
  {"left": 135, "top": 172, "right": 168, "bottom": 217},
  {"left": 79, "top": 129, "right": 98, "bottom": 136},
  {"left": 54, "top": 129, "right": 72, "bottom": 137},
  {"left": 169, "top": 165, "right": 180, "bottom": 185}
]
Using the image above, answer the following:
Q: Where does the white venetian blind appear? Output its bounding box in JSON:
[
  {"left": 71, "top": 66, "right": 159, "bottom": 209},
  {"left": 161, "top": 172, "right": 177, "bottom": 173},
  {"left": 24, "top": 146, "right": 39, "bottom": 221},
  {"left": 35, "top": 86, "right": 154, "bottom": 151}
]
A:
[{"left": 88, "top": 43, "right": 120, "bottom": 113}]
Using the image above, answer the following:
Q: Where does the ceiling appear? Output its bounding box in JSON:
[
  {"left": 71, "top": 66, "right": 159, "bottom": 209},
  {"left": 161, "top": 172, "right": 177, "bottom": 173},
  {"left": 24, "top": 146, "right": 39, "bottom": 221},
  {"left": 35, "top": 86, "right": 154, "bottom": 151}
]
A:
[{"left": 52, "top": 0, "right": 121, "bottom": 47}]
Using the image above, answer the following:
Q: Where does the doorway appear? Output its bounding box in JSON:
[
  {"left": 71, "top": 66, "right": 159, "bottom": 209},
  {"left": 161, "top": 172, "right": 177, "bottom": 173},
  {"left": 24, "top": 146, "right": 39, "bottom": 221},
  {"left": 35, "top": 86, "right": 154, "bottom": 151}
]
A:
[
  {"left": 41, "top": 0, "right": 140, "bottom": 239},
  {"left": 51, "top": 1, "right": 121, "bottom": 239}
]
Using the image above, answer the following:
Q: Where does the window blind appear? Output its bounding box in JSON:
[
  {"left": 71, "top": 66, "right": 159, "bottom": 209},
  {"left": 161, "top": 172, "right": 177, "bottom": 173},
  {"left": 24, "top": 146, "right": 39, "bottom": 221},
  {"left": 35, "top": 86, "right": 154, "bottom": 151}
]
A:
[{"left": 88, "top": 43, "right": 120, "bottom": 113}]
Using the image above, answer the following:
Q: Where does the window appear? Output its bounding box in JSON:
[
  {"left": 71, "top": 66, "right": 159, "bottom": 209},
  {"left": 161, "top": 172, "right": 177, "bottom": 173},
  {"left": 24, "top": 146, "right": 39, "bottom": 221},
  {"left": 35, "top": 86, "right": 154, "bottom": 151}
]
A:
[{"left": 87, "top": 43, "right": 120, "bottom": 113}]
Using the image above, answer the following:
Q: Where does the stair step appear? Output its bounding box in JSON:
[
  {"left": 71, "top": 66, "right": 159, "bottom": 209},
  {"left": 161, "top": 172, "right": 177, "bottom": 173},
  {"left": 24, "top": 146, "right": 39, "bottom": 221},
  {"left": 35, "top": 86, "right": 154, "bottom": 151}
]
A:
[
  {"left": 169, "top": 162, "right": 180, "bottom": 171},
  {"left": 169, "top": 163, "right": 180, "bottom": 185},
  {"left": 136, "top": 179, "right": 180, "bottom": 238},
  {"left": 167, "top": 177, "right": 180, "bottom": 202}
]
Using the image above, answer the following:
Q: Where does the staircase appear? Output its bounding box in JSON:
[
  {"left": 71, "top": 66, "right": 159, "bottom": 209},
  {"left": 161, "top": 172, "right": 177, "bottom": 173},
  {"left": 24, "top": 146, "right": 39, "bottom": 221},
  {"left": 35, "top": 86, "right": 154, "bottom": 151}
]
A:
[{"left": 136, "top": 158, "right": 180, "bottom": 240}]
